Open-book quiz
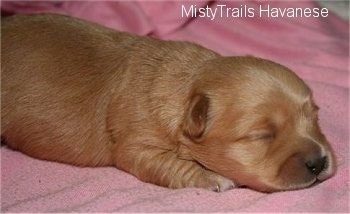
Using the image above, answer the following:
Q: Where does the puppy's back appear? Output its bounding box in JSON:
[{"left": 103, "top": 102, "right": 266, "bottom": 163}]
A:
[
  {"left": 1, "top": 14, "right": 219, "bottom": 168},
  {"left": 1, "top": 14, "right": 135, "bottom": 166}
]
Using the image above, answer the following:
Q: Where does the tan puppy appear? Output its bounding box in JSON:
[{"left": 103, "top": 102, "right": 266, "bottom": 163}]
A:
[{"left": 1, "top": 14, "right": 336, "bottom": 192}]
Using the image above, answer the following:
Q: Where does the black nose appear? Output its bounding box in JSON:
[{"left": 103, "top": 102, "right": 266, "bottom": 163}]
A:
[{"left": 305, "top": 156, "right": 327, "bottom": 176}]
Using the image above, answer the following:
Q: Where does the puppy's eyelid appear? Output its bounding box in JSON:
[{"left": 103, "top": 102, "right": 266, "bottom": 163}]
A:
[{"left": 247, "top": 130, "right": 275, "bottom": 142}]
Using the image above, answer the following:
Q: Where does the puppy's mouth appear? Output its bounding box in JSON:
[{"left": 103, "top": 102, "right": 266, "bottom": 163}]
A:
[
  {"left": 290, "top": 176, "right": 324, "bottom": 191},
  {"left": 309, "top": 178, "right": 324, "bottom": 188}
]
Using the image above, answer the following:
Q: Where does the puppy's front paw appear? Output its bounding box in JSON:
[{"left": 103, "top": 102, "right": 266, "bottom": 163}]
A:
[{"left": 198, "top": 171, "right": 236, "bottom": 192}]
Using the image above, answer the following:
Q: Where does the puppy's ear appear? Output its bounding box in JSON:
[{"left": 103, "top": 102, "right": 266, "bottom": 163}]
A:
[{"left": 183, "top": 94, "right": 209, "bottom": 140}]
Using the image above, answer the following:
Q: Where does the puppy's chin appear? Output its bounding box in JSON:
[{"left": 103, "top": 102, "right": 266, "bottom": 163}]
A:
[
  {"left": 253, "top": 175, "right": 323, "bottom": 193},
  {"left": 250, "top": 179, "right": 317, "bottom": 193},
  {"left": 228, "top": 170, "right": 319, "bottom": 193}
]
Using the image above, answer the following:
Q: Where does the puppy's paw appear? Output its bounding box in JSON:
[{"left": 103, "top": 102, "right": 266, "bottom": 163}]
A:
[{"left": 198, "top": 171, "right": 236, "bottom": 192}]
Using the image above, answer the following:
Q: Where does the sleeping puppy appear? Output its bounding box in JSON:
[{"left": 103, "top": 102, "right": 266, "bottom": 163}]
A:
[{"left": 1, "top": 14, "right": 336, "bottom": 192}]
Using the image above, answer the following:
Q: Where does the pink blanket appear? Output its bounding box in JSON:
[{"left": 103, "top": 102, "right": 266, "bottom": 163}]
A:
[{"left": 1, "top": 1, "right": 349, "bottom": 212}]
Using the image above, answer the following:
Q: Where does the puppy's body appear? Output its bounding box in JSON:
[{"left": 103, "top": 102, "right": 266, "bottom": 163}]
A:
[
  {"left": 1, "top": 14, "right": 335, "bottom": 192},
  {"left": 1, "top": 14, "right": 205, "bottom": 166}
]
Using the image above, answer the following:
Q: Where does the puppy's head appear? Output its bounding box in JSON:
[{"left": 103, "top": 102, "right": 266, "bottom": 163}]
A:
[{"left": 180, "top": 56, "right": 336, "bottom": 192}]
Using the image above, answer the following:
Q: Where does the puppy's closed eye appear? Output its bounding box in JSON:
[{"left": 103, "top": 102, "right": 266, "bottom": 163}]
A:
[{"left": 247, "top": 129, "right": 275, "bottom": 142}]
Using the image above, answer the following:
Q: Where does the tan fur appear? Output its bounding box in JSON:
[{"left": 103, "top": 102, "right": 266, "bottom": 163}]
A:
[{"left": 1, "top": 14, "right": 335, "bottom": 192}]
